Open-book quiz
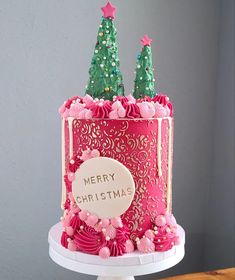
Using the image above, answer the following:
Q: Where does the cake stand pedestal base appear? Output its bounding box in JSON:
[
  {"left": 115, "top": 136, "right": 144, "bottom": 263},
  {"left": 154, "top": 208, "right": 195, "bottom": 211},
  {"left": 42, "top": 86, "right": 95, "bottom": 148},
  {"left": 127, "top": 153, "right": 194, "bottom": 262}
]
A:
[{"left": 48, "top": 223, "right": 185, "bottom": 280}]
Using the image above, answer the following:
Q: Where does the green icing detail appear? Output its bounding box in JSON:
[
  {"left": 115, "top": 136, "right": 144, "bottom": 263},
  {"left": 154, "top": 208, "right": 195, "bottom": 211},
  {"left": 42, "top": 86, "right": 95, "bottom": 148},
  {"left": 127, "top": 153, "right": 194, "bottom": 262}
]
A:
[
  {"left": 86, "top": 17, "right": 124, "bottom": 101},
  {"left": 133, "top": 45, "right": 156, "bottom": 99}
]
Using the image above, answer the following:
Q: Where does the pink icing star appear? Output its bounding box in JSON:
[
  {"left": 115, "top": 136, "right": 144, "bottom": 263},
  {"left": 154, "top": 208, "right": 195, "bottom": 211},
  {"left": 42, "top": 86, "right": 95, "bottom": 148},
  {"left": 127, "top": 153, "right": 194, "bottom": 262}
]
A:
[
  {"left": 101, "top": 2, "right": 116, "bottom": 19},
  {"left": 141, "top": 35, "right": 152, "bottom": 46}
]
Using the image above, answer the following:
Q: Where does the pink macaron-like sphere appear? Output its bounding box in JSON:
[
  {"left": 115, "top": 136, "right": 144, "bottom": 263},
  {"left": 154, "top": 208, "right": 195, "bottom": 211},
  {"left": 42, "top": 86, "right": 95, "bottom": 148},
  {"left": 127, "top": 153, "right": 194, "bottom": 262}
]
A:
[
  {"left": 99, "top": 247, "right": 110, "bottom": 259},
  {"left": 79, "top": 209, "right": 89, "bottom": 221},
  {"left": 144, "top": 229, "right": 155, "bottom": 241},
  {"left": 100, "top": 218, "right": 110, "bottom": 228},
  {"left": 155, "top": 215, "right": 167, "bottom": 227},
  {"left": 111, "top": 217, "right": 123, "bottom": 228},
  {"left": 66, "top": 226, "right": 75, "bottom": 236},
  {"left": 86, "top": 214, "right": 99, "bottom": 227},
  {"left": 137, "top": 237, "right": 155, "bottom": 253},
  {"left": 67, "top": 240, "right": 77, "bottom": 251},
  {"left": 125, "top": 239, "right": 135, "bottom": 253}
]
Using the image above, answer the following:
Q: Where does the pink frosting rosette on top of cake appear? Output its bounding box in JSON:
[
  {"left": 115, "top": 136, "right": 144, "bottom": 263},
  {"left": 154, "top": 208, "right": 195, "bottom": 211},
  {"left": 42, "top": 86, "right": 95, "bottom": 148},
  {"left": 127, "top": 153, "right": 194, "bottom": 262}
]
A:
[
  {"left": 152, "top": 94, "right": 174, "bottom": 117},
  {"left": 90, "top": 100, "right": 112, "bottom": 118}
]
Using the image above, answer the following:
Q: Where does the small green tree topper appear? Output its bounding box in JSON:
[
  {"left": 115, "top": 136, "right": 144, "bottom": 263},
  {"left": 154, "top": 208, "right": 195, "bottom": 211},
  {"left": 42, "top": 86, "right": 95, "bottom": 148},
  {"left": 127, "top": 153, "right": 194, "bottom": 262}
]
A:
[{"left": 133, "top": 35, "right": 156, "bottom": 99}]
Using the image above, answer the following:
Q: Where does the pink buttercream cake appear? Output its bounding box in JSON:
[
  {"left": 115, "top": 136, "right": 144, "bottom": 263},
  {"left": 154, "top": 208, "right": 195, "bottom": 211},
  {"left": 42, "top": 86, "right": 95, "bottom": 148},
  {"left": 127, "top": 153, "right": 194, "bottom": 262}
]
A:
[
  {"left": 56, "top": 2, "right": 182, "bottom": 259},
  {"left": 58, "top": 94, "right": 182, "bottom": 257}
]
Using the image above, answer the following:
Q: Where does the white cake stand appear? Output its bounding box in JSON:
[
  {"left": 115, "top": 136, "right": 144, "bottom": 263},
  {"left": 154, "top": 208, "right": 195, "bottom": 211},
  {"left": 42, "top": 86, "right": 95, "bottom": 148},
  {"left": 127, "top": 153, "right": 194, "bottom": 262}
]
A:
[{"left": 48, "top": 223, "right": 185, "bottom": 280}]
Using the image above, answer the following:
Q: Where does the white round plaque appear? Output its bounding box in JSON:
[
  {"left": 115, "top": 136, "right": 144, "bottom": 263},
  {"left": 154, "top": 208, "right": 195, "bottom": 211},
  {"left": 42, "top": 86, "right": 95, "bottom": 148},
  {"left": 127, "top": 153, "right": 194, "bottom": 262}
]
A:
[{"left": 72, "top": 157, "right": 135, "bottom": 219}]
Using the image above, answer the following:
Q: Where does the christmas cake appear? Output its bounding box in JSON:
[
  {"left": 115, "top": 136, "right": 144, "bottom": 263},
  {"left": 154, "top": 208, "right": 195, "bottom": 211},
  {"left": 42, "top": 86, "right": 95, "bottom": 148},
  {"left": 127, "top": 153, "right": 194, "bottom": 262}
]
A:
[{"left": 58, "top": 2, "right": 182, "bottom": 258}]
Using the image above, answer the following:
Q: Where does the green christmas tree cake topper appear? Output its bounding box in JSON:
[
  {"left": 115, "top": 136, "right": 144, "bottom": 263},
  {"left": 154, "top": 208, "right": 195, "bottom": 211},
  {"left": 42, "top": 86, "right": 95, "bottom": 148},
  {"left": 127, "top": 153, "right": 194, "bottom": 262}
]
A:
[
  {"left": 86, "top": 2, "right": 124, "bottom": 101},
  {"left": 133, "top": 35, "right": 156, "bottom": 99}
]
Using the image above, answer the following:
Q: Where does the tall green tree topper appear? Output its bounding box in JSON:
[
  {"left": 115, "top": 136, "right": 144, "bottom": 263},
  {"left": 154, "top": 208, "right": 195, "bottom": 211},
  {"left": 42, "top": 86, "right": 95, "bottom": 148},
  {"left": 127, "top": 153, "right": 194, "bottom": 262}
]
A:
[{"left": 86, "top": 2, "right": 124, "bottom": 100}]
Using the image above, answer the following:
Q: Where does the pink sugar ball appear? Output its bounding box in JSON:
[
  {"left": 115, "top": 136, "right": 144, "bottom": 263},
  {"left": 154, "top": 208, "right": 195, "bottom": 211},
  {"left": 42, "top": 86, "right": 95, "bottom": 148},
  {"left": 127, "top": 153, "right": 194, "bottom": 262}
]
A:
[
  {"left": 79, "top": 209, "right": 89, "bottom": 221},
  {"left": 90, "top": 149, "right": 100, "bottom": 158},
  {"left": 66, "top": 226, "right": 75, "bottom": 237},
  {"left": 103, "top": 225, "right": 116, "bottom": 240},
  {"left": 111, "top": 217, "right": 123, "bottom": 228},
  {"left": 100, "top": 218, "right": 110, "bottom": 228},
  {"left": 125, "top": 239, "right": 135, "bottom": 253},
  {"left": 67, "top": 172, "right": 75, "bottom": 182},
  {"left": 63, "top": 214, "right": 72, "bottom": 227},
  {"left": 155, "top": 215, "right": 166, "bottom": 227},
  {"left": 145, "top": 229, "right": 155, "bottom": 241},
  {"left": 137, "top": 237, "right": 155, "bottom": 253},
  {"left": 68, "top": 240, "right": 77, "bottom": 251},
  {"left": 165, "top": 214, "right": 177, "bottom": 227},
  {"left": 99, "top": 247, "right": 110, "bottom": 259},
  {"left": 86, "top": 214, "right": 99, "bottom": 227}
]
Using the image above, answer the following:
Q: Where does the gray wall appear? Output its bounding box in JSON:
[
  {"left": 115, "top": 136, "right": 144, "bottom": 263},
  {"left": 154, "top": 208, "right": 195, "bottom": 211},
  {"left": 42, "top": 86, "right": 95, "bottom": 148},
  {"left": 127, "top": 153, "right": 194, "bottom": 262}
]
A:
[{"left": 0, "top": 0, "right": 234, "bottom": 279}]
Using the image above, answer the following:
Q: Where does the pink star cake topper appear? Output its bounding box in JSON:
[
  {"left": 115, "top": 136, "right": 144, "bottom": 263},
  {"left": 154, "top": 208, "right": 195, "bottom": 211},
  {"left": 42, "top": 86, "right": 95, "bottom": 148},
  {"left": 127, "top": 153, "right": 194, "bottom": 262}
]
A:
[
  {"left": 101, "top": 2, "right": 116, "bottom": 19},
  {"left": 141, "top": 35, "right": 153, "bottom": 46}
]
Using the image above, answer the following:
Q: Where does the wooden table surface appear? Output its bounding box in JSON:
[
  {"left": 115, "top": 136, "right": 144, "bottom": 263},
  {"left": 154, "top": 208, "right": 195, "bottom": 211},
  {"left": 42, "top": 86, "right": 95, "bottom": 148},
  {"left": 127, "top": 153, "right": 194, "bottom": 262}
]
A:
[{"left": 161, "top": 268, "right": 235, "bottom": 280}]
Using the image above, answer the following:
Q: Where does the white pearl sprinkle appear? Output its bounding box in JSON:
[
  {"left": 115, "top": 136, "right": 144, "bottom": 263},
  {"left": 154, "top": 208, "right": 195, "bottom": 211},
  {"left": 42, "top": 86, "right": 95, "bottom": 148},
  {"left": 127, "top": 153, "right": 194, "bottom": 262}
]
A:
[
  {"left": 102, "top": 41, "right": 106, "bottom": 45},
  {"left": 112, "top": 62, "right": 116, "bottom": 66},
  {"left": 100, "top": 64, "right": 104, "bottom": 68},
  {"left": 95, "top": 50, "right": 98, "bottom": 53},
  {"left": 106, "top": 236, "right": 110, "bottom": 241}
]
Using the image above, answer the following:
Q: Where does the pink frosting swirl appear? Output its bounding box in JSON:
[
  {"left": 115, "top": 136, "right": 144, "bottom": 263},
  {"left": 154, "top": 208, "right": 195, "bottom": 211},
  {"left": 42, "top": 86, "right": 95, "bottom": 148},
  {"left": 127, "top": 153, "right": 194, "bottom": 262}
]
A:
[
  {"left": 153, "top": 225, "right": 178, "bottom": 252},
  {"left": 113, "top": 96, "right": 129, "bottom": 106},
  {"left": 124, "top": 103, "right": 141, "bottom": 118},
  {"left": 64, "top": 96, "right": 80, "bottom": 109},
  {"left": 115, "top": 224, "right": 130, "bottom": 243},
  {"left": 152, "top": 94, "right": 174, "bottom": 117},
  {"left": 74, "top": 225, "right": 106, "bottom": 255},
  {"left": 63, "top": 198, "right": 71, "bottom": 210},
  {"left": 91, "top": 100, "right": 112, "bottom": 118},
  {"left": 70, "top": 213, "right": 84, "bottom": 229},
  {"left": 68, "top": 155, "right": 83, "bottom": 173},
  {"left": 61, "top": 231, "right": 69, "bottom": 248},
  {"left": 107, "top": 239, "right": 126, "bottom": 256}
]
